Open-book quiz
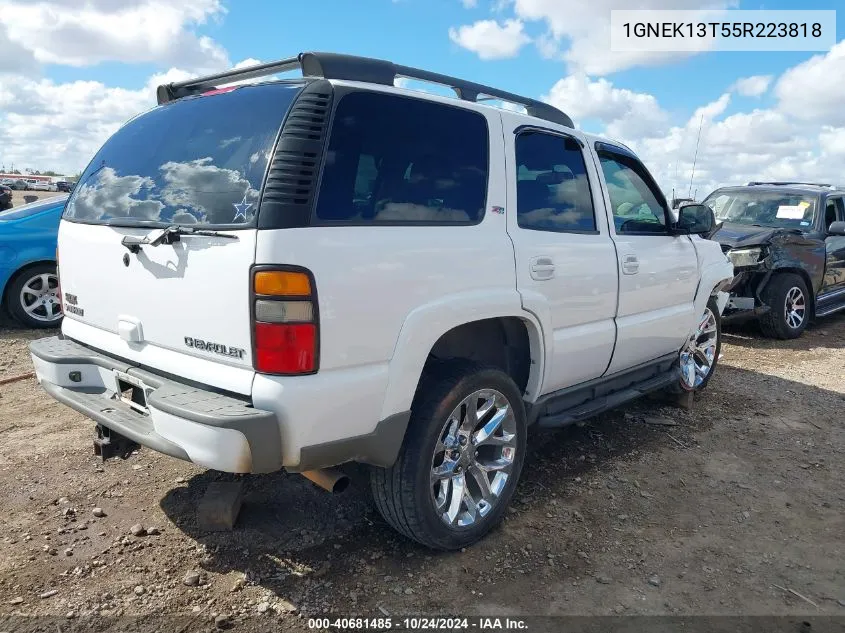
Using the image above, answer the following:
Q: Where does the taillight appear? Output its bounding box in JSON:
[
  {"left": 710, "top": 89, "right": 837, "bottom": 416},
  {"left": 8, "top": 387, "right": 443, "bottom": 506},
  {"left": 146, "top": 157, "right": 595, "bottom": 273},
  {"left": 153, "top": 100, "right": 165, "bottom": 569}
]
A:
[{"left": 251, "top": 268, "right": 319, "bottom": 375}]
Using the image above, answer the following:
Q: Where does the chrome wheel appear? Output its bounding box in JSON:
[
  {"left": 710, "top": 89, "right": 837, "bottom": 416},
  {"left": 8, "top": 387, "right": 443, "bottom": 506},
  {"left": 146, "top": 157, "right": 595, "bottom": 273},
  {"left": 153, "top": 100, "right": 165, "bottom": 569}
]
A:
[
  {"left": 19, "top": 272, "right": 62, "bottom": 323},
  {"left": 680, "top": 306, "right": 718, "bottom": 390},
  {"left": 430, "top": 389, "right": 517, "bottom": 528},
  {"left": 784, "top": 286, "right": 806, "bottom": 329}
]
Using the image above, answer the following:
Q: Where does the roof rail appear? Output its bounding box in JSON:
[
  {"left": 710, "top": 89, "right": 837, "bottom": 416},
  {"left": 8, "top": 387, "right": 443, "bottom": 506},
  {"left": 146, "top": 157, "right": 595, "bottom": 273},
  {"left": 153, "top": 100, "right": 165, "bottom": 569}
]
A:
[
  {"left": 747, "top": 181, "right": 832, "bottom": 187},
  {"left": 156, "top": 51, "right": 575, "bottom": 128}
]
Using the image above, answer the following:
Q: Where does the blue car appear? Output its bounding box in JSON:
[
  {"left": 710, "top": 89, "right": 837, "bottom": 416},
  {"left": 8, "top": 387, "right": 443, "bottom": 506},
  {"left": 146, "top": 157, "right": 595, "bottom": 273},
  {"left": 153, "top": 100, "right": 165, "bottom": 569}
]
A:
[{"left": 0, "top": 195, "right": 68, "bottom": 328}]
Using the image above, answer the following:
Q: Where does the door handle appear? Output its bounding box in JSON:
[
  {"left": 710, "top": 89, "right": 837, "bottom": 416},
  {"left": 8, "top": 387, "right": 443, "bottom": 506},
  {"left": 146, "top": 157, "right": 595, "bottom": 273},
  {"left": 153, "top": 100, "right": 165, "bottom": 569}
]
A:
[
  {"left": 530, "top": 256, "right": 555, "bottom": 280},
  {"left": 621, "top": 254, "right": 639, "bottom": 275}
]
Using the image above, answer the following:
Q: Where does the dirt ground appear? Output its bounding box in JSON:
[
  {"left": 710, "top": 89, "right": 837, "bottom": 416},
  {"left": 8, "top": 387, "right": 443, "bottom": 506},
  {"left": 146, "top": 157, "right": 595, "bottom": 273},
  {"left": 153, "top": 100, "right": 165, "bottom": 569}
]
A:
[
  {"left": 8, "top": 190, "right": 66, "bottom": 207},
  {"left": 0, "top": 314, "right": 843, "bottom": 631}
]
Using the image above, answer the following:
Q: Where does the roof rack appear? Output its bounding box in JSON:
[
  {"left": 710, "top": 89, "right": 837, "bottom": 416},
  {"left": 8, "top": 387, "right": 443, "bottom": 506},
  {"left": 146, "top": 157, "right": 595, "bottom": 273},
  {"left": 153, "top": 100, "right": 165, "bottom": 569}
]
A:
[
  {"left": 156, "top": 51, "right": 574, "bottom": 128},
  {"left": 747, "top": 181, "right": 833, "bottom": 188}
]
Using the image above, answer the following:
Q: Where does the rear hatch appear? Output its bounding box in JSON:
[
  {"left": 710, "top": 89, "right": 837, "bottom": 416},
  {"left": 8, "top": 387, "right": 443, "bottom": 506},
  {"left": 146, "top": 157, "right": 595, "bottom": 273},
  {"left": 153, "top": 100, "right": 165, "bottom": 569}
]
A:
[{"left": 58, "top": 82, "right": 303, "bottom": 395}]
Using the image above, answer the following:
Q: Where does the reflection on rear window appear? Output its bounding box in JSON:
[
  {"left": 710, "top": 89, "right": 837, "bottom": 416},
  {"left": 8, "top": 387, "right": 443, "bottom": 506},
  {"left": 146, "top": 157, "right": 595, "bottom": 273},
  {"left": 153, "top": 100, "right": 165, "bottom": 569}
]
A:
[{"left": 64, "top": 83, "right": 302, "bottom": 227}]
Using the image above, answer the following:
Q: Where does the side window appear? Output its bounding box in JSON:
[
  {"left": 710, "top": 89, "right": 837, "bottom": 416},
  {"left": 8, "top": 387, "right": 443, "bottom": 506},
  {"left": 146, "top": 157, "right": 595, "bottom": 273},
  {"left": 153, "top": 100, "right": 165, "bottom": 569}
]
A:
[
  {"left": 598, "top": 152, "right": 668, "bottom": 234},
  {"left": 515, "top": 131, "right": 596, "bottom": 232},
  {"left": 826, "top": 197, "right": 845, "bottom": 229},
  {"left": 314, "top": 91, "right": 489, "bottom": 224}
]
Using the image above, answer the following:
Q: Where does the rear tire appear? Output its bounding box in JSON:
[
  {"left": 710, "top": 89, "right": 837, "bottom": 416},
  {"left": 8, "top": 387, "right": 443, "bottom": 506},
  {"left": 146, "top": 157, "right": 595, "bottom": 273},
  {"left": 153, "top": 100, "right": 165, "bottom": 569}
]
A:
[
  {"left": 7, "top": 263, "right": 63, "bottom": 329},
  {"left": 370, "top": 361, "right": 527, "bottom": 550},
  {"left": 758, "top": 273, "right": 809, "bottom": 339}
]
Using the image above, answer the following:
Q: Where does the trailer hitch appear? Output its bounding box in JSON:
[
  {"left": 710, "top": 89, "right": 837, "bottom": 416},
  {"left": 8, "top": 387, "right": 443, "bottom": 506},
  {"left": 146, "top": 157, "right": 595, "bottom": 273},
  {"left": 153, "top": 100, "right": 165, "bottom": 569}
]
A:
[{"left": 93, "top": 424, "right": 140, "bottom": 461}]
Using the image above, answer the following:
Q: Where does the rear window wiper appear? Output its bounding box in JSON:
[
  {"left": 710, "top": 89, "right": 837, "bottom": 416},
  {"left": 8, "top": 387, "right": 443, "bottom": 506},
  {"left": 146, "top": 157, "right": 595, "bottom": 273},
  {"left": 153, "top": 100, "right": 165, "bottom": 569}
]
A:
[{"left": 121, "top": 225, "right": 237, "bottom": 253}]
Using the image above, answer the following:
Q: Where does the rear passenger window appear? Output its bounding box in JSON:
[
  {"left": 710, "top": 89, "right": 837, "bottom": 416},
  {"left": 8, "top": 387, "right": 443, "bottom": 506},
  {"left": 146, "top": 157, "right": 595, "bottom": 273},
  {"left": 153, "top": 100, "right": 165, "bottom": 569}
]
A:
[
  {"left": 315, "top": 91, "right": 488, "bottom": 224},
  {"left": 515, "top": 132, "right": 596, "bottom": 232}
]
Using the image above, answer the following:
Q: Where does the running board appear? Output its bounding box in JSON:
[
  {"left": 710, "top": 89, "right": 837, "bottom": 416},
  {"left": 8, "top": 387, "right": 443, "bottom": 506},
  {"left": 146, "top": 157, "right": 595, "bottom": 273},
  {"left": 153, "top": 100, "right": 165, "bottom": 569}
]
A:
[
  {"left": 815, "top": 302, "right": 845, "bottom": 318},
  {"left": 534, "top": 365, "right": 678, "bottom": 429}
]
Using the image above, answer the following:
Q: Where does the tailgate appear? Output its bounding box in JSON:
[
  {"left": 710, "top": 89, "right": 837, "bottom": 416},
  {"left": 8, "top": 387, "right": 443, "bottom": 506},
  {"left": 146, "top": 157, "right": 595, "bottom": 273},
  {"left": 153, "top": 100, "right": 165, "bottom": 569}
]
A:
[
  {"left": 58, "top": 220, "right": 257, "bottom": 395},
  {"left": 53, "top": 82, "right": 304, "bottom": 396}
]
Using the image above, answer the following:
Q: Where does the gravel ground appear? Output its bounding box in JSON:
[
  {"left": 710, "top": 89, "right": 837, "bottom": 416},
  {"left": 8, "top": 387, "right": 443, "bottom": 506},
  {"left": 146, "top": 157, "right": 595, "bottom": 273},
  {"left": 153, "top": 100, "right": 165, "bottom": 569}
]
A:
[
  {"left": 0, "top": 315, "right": 843, "bottom": 632},
  {"left": 7, "top": 190, "right": 65, "bottom": 207}
]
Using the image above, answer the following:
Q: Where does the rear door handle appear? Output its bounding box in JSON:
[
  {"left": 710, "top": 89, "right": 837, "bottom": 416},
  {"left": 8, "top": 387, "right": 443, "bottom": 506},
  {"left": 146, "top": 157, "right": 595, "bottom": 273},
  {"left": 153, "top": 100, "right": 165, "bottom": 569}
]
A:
[
  {"left": 530, "top": 256, "right": 555, "bottom": 280},
  {"left": 621, "top": 254, "right": 639, "bottom": 275}
]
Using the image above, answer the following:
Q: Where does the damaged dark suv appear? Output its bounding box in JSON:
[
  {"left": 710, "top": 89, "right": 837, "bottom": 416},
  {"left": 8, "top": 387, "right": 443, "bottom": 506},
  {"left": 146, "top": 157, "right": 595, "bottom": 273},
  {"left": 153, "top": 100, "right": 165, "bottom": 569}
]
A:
[{"left": 703, "top": 182, "right": 845, "bottom": 339}]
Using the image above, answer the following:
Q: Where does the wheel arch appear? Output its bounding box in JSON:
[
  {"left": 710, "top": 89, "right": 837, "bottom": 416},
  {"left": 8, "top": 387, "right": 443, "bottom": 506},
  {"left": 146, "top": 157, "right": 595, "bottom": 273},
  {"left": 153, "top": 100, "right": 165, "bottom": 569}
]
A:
[
  {"left": 768, "top": 266, "right": 816, "bottom": 316},
  {"left": 693, "top": 258, "right": 734, "bottom": 321},
  {"left": 2, "top": 259, "right": 57, "bottom": 302},
  {"left": 378, "top": 295, "right": 545, "bottom": 422},
  {"left": 3, "top": 259, "right": 59, "bottom": 323}
]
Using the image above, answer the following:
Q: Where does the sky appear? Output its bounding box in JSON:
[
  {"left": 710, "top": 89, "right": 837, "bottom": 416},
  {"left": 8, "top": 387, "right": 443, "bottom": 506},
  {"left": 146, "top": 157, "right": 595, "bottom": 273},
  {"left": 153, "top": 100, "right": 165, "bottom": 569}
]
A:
[{"left": 0, "top": 0, "right": 844, "bottom": 199}]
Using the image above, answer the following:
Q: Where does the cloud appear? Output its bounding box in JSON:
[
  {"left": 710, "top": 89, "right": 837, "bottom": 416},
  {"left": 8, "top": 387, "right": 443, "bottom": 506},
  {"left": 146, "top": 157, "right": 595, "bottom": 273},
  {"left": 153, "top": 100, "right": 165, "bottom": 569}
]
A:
[
  {"left": 461, "top": 0, "right": 478, "bottom": 6},
  {"left": 543, "top": 74, "right": 668, "bottom": 139},
  {"left": 448, "top": 19, "right": 531, "bottom": 60},
  {"left": 775, "top": 40, "right": 845, "bottom": 126},
  {"left": 731, "top": 75, "right": 772, "bottom": 97},
  {"left": 0, "top": 55, "right": 272, "bottom": 175},
  {"left": 160, "top": 158, "right": 257, "bottom": 224},
  {"left": 0, "top": 22, "right": 37, "bottom": 74},
  {"left": 542, "top": 52, "right": 845, "bottom": 201},
  {"left": 0, "top": 0, "right": 228, "bottom": 71},
  {"left": 0, "top": 76, "right": 154, "bottom": 174},
  {"left": 819, "top": 127, "right": 845, "bottom": 159},
  {"left": 450, "top": 0, "right": 736, "bottom": 74},
  {"left": 71, "top": 168, "right": 163, "bottom": 221}
]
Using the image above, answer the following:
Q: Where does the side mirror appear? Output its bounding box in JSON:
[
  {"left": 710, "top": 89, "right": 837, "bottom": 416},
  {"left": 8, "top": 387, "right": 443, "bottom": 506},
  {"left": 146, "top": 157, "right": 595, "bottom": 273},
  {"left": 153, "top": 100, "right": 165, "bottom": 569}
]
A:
[
  {"left": 829, "top": 221, "right": 845, "bottom": 236},
  {"left": 676, "top": 203, "right": 717, "bottom": 237}
]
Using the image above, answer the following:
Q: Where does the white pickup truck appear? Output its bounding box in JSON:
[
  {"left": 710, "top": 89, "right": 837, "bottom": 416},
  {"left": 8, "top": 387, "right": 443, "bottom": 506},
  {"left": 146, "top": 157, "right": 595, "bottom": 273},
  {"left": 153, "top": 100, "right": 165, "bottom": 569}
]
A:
[{"left": 30, "top": 52, "right": 734, "bottom": 550}]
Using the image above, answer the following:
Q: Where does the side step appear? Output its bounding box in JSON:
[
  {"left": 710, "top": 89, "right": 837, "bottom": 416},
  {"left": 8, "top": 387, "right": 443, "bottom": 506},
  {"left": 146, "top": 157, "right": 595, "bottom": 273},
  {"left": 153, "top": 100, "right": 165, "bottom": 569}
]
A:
[{"left": 535, "top": 368, "right": 678, "bottom": 429}]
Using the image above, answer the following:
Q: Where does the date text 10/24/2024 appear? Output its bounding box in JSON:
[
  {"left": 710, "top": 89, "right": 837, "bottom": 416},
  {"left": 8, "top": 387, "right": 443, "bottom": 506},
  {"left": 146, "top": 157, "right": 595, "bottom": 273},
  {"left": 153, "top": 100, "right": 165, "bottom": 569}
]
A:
[{"left": 307, "top": 617, "right": 529, "bottom": 630}]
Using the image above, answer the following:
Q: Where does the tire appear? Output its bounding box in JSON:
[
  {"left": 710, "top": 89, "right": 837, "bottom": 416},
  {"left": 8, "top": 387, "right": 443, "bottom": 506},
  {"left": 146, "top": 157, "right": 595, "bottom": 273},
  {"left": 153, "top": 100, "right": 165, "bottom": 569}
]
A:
[
  {"left": 370, "top": 361, "right": 527, "bottom": 550},
  {"left": 7, "top": 263, "right": 63, "bottom": 329},
  {"left": 758, "top": 273, "right": 810, "bottom": 339},
  {"left": 677, "top": 297, "right": 722, "bottom": 392}
]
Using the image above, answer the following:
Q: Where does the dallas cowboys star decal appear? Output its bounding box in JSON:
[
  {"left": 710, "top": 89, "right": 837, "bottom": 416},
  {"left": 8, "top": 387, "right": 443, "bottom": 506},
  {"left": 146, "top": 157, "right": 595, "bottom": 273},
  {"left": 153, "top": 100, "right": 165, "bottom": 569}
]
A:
[{"left": 232, "top": 196, "right": 253, "bottom": 222}]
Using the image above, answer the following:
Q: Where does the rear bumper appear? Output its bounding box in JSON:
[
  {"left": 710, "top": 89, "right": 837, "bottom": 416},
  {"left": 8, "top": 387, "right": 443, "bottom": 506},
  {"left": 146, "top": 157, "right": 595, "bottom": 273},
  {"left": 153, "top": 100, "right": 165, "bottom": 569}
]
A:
[{"left": 29, "top": 336, "right": 282, "bottom": 474}]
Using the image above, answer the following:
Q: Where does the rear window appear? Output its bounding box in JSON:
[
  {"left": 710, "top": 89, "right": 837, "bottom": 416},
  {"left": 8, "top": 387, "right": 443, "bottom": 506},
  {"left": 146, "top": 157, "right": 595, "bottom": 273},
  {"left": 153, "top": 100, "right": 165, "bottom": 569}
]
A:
[
  {"left": 314, "top": 91, "right": 489, "bottom": 224},
  {"left": 64, "top": 83, "right": 302, "bottom": 228}
]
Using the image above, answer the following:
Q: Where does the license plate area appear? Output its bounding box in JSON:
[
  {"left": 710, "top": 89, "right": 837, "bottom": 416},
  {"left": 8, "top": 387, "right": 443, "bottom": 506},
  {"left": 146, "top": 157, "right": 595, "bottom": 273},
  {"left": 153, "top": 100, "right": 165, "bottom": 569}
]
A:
[{"left": 113, "top": 371, "right": 150, "bottom": 414}]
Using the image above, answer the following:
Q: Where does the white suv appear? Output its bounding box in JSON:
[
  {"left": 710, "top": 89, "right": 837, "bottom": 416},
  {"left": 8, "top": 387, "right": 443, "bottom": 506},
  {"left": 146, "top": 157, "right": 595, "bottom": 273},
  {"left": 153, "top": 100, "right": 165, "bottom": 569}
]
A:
[{"left": 30, "top": 52, "right": 733, "bottom": 550}]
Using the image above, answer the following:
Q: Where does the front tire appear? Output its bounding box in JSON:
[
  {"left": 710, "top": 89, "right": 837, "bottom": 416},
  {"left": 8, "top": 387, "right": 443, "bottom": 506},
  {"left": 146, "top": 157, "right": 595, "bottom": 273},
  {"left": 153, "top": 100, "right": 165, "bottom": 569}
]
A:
[
  {"left": 7, "top": 263, "right": 63, "bottom": 329},
  {"left": 370, "top": 361, "right": 527, "bottom": 550},
  {"left": 758, "top": 273, "right": 809, "bottom": 339},
  {"left": 678, "top": 297, "right": 721, "bottom": 392}
]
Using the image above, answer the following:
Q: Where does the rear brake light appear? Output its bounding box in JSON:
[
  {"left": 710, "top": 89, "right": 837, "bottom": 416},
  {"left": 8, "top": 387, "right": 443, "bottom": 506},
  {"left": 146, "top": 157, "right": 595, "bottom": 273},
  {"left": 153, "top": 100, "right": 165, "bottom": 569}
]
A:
[
  {"left": 251, "top": 267, "right": 318, "bottom": 375},
  {"left": 255, "top": 323, "right": 316, "bottom": 374}
]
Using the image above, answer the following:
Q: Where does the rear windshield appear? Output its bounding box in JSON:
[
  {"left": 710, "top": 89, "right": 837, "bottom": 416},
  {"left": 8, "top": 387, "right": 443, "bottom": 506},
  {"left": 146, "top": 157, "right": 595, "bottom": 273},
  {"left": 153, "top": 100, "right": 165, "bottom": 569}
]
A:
[
  {"left": 703, "top": 189, "right": 817, "bottom": 229},
  {"left": 64, "top": 83, "right": 302, "bottom": 228}
]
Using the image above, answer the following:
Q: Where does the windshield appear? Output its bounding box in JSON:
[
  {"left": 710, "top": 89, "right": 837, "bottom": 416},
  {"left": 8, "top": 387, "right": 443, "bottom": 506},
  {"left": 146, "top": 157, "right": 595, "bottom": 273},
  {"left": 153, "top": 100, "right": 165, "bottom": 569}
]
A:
[
  {"left": 703, "top": 190, "right": 817, "bottom": 229},
  {"left": 0, "top": 195, "right": 67, "bottom": 221},
  {"left": 64, "top": 82, "right": 302, "bottom": 228}
]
